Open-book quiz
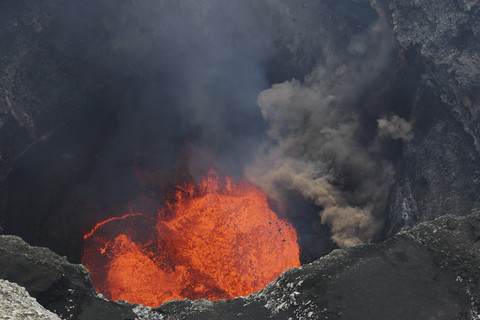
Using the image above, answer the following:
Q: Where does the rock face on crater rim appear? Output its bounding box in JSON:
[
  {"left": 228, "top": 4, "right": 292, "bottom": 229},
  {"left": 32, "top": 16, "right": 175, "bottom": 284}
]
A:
[
  {"left": 0, "top": 235, "right": 136, "bottom": 320},
  {"left": 0, "top": 279, "right": 61, "bottom": 320},
  {"left": 376, "top": 0, "right": 480, "bottom": 233},
  {"left": 1, "top": 213, "right": 480, "bottom": 319}
]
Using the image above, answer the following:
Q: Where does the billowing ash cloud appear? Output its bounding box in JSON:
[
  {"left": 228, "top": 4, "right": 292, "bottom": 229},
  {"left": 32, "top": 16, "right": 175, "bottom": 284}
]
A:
[{"left": 247, "top": 19, "right": 401, "bottom": 247}]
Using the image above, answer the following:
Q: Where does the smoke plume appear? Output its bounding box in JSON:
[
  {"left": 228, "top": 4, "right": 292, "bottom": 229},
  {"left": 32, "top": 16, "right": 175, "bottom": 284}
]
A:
[
  {"left": 377, "top": 115, "right": 414, "bottom": 141},
  {"left": 3, "top": 0, "right": 412, "bottom": 260},
  {"left": 247, "top": 19, "right": 400, "bottom": 247}
]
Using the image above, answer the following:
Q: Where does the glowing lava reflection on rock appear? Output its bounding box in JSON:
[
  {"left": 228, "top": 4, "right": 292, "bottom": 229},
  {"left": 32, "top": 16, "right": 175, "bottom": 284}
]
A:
[{"left": 82, "top": 169, "right": 300, "bottom": 307}]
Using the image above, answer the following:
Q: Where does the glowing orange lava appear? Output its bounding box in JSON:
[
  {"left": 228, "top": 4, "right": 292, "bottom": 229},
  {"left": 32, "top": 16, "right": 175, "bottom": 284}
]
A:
[{"left": 82, "top": 169, "right": 300, "bottom": 307}]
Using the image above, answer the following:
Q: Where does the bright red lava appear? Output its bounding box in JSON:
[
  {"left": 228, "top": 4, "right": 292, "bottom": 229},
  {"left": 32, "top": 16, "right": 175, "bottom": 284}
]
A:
[{"left": 82, "top": 169, "right": 300, "bottom": 307}]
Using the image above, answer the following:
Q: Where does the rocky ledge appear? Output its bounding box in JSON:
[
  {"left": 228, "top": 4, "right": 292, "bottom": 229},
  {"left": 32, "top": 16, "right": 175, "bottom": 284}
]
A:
[
  {"left": 1, "top": 213, "right": 480, "bottom": 320},
  {"left": 0, "top": 279, "right": 61, "bottom": 320}
]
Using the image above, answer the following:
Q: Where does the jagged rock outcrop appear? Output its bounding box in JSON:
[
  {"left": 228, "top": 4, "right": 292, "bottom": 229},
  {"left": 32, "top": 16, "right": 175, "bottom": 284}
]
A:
[
  {"left": 1, "top": 213, "right": 480, "bottom": 319},
  {"left": 0, "top": 235, "right": 136, "bottom": 320},
  {"left": 0, "top": 279, "right": 61, "bottom": 320}
]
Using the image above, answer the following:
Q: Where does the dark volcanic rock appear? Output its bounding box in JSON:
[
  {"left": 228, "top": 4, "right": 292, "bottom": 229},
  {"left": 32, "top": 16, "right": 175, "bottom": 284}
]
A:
[
  {"left": 0, "top": 0, "right": 94, "bottom": 184},
  {"left": 377, "top": 0, "right": 480, "bottom": 233},
  {"left": 0, "top": 235, "right": 136, "bottom": 320},
  {"left": 2, "top": 213, "right": 480, "bottom": 319}
]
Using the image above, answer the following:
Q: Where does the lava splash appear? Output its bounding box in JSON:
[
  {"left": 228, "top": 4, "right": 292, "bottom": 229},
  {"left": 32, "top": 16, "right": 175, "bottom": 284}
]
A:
[{"left": 82, "top": 169, "right": 300, "bottom": 307}]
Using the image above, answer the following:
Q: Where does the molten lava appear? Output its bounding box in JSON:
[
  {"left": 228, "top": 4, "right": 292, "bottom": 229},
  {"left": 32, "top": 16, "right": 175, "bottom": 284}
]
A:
[{"left": 82, "top": 169, "right": 300, "bottom": 307}]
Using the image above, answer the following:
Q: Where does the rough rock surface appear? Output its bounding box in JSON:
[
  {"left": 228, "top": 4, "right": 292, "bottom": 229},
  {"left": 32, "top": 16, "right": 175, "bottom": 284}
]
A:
[
  {"left": 0, "top": 279, "right": 60, "bottom": 320},
  {"left": 375, "top": 0, "right": 480, "bottom": 233},
  {"left": 1, "top": 213, "right": 480, "bottom": 319},
  {"left": 0, "top": 235, "right": 136, "bottom": 320},
  {"left": 0, "top": 0, "right": 97, "bottom": 185}
]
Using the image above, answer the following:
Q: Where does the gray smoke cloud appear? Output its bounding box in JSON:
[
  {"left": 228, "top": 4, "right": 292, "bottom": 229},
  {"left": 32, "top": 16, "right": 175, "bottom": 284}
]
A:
[
  {"left": 2, "top": 0, "right": 414, "bottom": 260},
  {"left": 51, "top": 0, "right": 276, "bottom": 178},
  {"left": 246, "top": 19, "right": 400, "bottom": 247},
  {"left": 377, "top": 115, "right": 414, "bottom": 141}
]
